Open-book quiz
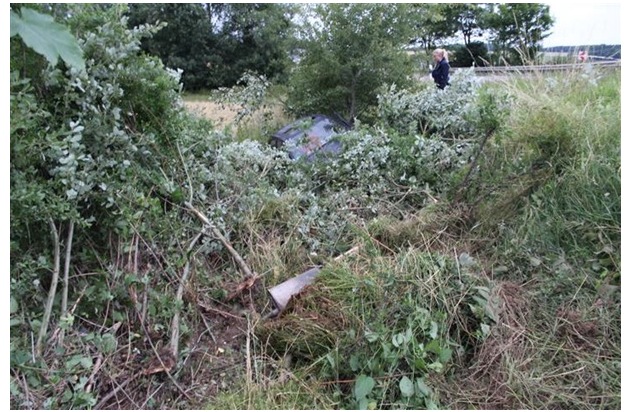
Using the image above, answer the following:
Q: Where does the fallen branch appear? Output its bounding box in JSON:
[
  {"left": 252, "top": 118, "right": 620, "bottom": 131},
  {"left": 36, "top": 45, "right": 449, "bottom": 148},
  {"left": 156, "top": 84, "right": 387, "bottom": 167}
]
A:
[
  {"left": 226, "top": 273, "right": 263, "bottom": 301},
  {"left": 94, "top": 372, "right": 139, "bottom": 410},
  {"left": 197, "top": 300, "right": 243, "bottom": 320},
  {"left": 184, "top": 201, "right": 256, "bottom": 280},
  {"left": 333, "top": 245, "right": 361, "bottom": 262}
]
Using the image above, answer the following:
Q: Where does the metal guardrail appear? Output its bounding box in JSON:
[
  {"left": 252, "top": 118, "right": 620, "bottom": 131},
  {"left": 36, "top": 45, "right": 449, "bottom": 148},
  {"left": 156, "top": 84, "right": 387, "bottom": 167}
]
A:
[{"left": 470, "top": 60, "right": 620, "bottom": 74}]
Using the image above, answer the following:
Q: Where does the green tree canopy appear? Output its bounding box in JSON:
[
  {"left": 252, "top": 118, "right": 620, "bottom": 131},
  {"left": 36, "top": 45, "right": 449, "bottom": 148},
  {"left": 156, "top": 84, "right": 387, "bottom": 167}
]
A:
[
  {"left": 126, "top": 3, "right": 215, "bottom": 90},
  {"left": 125, "top": 3, "right": 295, "bottom": 90},
  {"left": 409, "top": 3, "right": 459, "bottom": 53},
  {"left": 447, "top": 3, "right": 488, "bottom": 47},
  {"left": 287, "top": 3, "right": 415, "bottom": 122},
  {"left": 210, "top": 3, "right": 295, "bottom": 87},
  {"left": 485, "top": 3, "right": 554, "bottom": 64}
]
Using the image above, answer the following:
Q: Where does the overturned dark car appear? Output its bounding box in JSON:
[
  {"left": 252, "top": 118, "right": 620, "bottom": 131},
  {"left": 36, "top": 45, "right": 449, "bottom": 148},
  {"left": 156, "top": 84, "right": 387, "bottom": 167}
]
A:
[{"left": 269, "top": 114, "right": 352, "bottom": 160}]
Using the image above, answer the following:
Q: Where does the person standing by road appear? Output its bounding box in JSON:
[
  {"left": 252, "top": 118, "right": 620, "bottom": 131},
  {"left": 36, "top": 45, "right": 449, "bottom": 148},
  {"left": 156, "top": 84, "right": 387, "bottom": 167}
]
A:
[{"left": 431, "top": 48, "right": 450, "bottom": 90}]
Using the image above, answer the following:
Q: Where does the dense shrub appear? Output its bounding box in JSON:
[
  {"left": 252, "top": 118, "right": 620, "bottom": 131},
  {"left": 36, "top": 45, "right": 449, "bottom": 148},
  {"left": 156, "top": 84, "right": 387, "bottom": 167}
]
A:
[
  {"left": 449, "top": 41, "right": 490, "bottom": 67},
  {"left": 377, "top": 68, "right": 484, "bottom": 138}
]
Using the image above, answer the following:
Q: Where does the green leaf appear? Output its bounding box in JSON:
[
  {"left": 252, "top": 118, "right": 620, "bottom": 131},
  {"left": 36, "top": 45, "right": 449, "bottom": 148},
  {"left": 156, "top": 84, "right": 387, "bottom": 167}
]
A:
[
  {"left": 10, "top": 296, "right": 18, "bottom": 314},
  {"left": 358, "top": 398, "right": 369, "bottom": 410},
  {"left": 354, "top": 375, "right": 375, "bottom": 400},
  {"left": 67, "top": 355, "right": 93, "bottom": 370},
  {"left": 425, "top": 339, "right": 441, "bottom": 354},
  {"left": 425, "top": 398, "right": 438, "bottom": 409},
  {"left": 99, "top": 333, "right": 117, "bottom": 355},
  {"left": 415, "top": 378, "right": 431, "bottom": 397},
  {"left": 365, "top": 330, "right": 380, "bottom": 343},
  {"left": 11, "top": 8, "right": 85, "bottom": 71},
  {"left": 439, "top": 347, "right": 453, "bottom": 363},
  {"left": 429, "top": 321, "right": 438, "bottom": 339},
  {"left": 414, "top": 357, "right": 427, "bottom": 370},
  {"left": 399, "top": 376, "right": 415, "bottom": 397},
  {"left": 10, "top": 10, "right": 20, "bottom": 37},
  {"left": 392, "top": 333, "right": 404, "bottom": 348},
  {"left": 350, "top": 354, "right": 360, "bottom": 372}
]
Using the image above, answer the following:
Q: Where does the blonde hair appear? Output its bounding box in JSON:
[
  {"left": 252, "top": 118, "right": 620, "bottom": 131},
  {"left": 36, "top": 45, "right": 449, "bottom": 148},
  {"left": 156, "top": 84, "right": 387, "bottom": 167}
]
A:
[{"left": 433, "top": 48, "right": 449, "bottom": 62}]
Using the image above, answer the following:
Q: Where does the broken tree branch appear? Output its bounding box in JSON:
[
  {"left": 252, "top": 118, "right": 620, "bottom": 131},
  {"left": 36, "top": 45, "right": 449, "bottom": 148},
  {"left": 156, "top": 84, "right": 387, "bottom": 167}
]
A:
[{"left": 184, "top": 201, "right": 256, "bottom": 280}]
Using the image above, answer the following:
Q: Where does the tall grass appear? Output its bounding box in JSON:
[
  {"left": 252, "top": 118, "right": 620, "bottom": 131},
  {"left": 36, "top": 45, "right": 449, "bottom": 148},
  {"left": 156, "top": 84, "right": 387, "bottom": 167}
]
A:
[
  {"left": 200, "top": 67, "right": 621, "bottom": 410},
  {"left": 442, "top": 67, "right": 621, "bottom": 409}
]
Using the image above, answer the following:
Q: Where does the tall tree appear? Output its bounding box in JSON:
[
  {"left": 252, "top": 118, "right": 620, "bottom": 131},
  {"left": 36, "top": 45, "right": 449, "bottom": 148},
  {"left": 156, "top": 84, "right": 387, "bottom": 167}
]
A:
[
  {"left": 410, "top": 3, "right": 459, "bottom": 53},
  {"left": 447, "top": 3, "right": 488, "bottom": 46},
  {"left": 485, "top": 3, "right": 554, "bottom": 64},
  {"left": 126, "top": 3, "right": 295, "bottom": 90},
  {"left": 127, "top": 3, "right": 216, "bottom": 90},
  {"left": 210, "top": 3, "right": 295, "bottom": 87},
  {"left": 287, "top": 3, "right": 415, "bottom": 122}
]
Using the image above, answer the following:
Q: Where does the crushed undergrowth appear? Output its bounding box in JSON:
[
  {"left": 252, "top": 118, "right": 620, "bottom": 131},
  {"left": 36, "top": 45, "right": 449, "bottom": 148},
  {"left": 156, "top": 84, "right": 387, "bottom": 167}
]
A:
[{"left": 10, "top": 7, "right": 620, "bottom": 408}]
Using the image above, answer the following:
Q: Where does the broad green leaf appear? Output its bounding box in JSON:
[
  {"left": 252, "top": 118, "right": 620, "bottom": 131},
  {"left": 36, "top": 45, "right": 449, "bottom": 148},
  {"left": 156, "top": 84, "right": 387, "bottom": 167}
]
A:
[
  {"left": 415, "top": 378, "right": 431, "bottom": 397},
  {"left": 429, "top": 321, "right": 438, "bottom": 339},
  {"left": 11, "top": 8, "right": 85, "bottom": 71},
  {"left": 10, "top": 10, "right": 20, "bottom": 37},
  {"left": 425, "top": 339, "right": 441, "bottom": 354},
  {"left": 66, "top": 355, "right": 93, "bottom": 370},
  {"left": 354, "top": 375, "right": 375, "bottom": 400},
  {"left": 99, "top": 333, "right": 117, "bottom": 355},
  {"left": 350, "top": 354, "right": 360, "bottom": 372},
  {"left": 399, "top": 376, "right": 415, "bottom": 397},
  {"left": 365, "top": 330, "right": 380, "bottom": 343},
  {"left": 439, "top": 347, "right": 453, "bottom": 363}
]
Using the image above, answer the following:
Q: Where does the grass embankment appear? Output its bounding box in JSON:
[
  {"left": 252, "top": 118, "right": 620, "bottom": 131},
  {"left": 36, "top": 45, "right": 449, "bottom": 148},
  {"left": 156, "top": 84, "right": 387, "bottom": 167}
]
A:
[{"left": 209, "top": 70, "right": 621, "bottom": 409}]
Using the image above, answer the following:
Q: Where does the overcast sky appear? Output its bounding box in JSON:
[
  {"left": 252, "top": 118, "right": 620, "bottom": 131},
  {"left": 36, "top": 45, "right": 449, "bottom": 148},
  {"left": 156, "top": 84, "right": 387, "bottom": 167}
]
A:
[{"left": 543, "top": 2, "right": 621, "bottom": 47}]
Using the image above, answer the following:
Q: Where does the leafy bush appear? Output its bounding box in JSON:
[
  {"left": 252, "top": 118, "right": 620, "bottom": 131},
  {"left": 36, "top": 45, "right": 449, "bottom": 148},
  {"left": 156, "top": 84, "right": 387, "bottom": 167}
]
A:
[
  {"left": 448, "top": 41, "right": 490, "bottom": 67},
  {"left": 377, "top": 68, "right": 483, "bottom": 138}
]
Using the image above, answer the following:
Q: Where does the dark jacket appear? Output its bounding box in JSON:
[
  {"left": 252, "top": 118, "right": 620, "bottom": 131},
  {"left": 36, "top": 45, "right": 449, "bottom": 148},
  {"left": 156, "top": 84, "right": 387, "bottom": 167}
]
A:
[{"left": 431, "top": 58, "right": 450, "bottom": 89}]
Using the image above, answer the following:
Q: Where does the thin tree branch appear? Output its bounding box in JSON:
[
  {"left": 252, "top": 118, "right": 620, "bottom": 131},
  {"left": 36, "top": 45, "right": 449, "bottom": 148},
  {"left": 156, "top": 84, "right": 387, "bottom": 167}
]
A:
[
  {"left": 184, "top": 201, "right": 256, "bottom": 279},
  {"left": 59, "top": 220, "right": 74, "bottom": 349},
  {"left": 36, "top": 219, "right": 61, "bottom": 357},
  {"left": 170, "top": 231, "right": 203, "bottom": 358}
]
